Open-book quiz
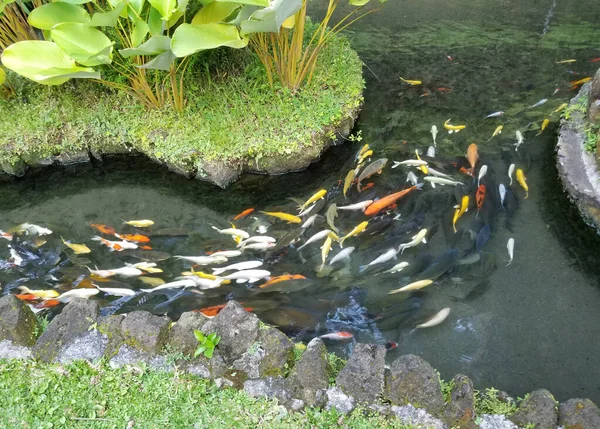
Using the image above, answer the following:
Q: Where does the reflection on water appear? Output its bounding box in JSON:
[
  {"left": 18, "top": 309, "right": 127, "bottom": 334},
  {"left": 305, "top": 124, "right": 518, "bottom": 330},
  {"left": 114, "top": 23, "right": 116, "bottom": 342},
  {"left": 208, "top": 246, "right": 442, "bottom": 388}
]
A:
[{"left": 1, "top": 0, "right": 600, "bottom": 403}]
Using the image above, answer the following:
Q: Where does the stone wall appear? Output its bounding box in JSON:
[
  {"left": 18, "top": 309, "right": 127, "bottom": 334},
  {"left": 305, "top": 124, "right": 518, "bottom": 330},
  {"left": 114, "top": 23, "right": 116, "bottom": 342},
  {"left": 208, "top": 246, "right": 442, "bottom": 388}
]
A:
[{"left": 1, "top": 295, "right": 600, "bottom": 429}]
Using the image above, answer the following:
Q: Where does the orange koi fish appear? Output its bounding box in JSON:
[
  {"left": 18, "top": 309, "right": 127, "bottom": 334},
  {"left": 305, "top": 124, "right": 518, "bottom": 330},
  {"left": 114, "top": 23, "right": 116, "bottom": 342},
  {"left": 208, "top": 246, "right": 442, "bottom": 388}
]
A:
[
  {"left": 589, "top": 57, "right": 600, "bottom": 63},
  {"left": 364, "top": 185, "right": 423, "bottom": 216},
  {"left": 437, "top": 87, "right": 453, "bottom": 93},
  {"left": 35, "top": 299, "right": 61, "bottom": 308},
  {"left": 360, "top": 182, "right": 375, "bottom": 192},
  {"left": 139, "top": 245, "right": 153, "bottom": 250},
  {"left": 15, "top": 293, "right": 38, "bottom": 301},
  {"left": 234, "top": 208, "right": 255, "bottom": 221},
  {"left": 259, "top": 274, "right": 307, "bottom": 289},
  {"left": 466, "top": 143, "right": 479, "bottom": 175},
  {"left": 570, "top": 77, "right": 591, "bottom": 89},
  {"left": 459, "top": 167, "right": 473, "bottom": 177},
  {"left": 90, "top": 224, "right": 117, "bottom": 235},
  {"left": 476, "top": 185, "right": 486, "bottom": 214},
  {"left": 115, "top": 233, "right": 150, "bottom": 244},
  {"left": 196, "top": 304, "right": 253, "bottom": 317}
]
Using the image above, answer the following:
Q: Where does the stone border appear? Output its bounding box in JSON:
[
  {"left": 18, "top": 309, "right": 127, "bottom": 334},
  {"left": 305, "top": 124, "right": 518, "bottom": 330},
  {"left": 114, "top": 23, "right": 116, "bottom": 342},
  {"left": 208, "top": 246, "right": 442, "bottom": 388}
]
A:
[
  {"left": 1, "top": 295, "right": 599, "bottom": 429},
  {"left": 556, "top": 68, "right": 600, "bottom": 231}
]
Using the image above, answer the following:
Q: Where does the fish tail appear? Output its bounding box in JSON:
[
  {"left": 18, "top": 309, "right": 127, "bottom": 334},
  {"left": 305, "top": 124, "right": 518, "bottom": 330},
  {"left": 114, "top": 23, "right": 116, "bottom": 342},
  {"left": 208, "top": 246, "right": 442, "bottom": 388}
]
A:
[
  {"left": 91, "top": 236, "right": 102, "bottom": 242},
  {"left": 358, "top": 265, "right": 368, "bottom": 273},
  {"left": 211, "top": 226, "right": 220, "bottom": 232},
  {"left": 524, "top": 192, "right": 529, "bottom": 199},
  {"left": 415, "top": 183, "right": 424, "bottom": 190},
  {"left": 506, "top": 261, "right": 512, "bottom": 267}
]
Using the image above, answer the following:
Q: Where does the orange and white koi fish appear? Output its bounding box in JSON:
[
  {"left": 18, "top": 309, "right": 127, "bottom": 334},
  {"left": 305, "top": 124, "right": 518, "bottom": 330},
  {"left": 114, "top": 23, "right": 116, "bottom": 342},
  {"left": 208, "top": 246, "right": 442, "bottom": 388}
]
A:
[
  {"left": 90, "top": 224, "right": 116, "bottom": 235},
  {"left": 319, "top": 331, "right": 354, "bottom": 340},
  {"left": 115, "top": 233, "right": 150, "bottom": 243},
  {"left": 92, "top": 236, "right": 138, "bottom": 251}
]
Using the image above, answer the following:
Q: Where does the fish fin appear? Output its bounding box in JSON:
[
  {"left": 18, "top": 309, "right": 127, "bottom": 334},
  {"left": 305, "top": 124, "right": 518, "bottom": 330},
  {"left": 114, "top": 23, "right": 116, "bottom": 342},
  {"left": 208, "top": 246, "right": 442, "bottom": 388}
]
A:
[
  {"left": 211, "top": 226, "right": 220, "bottom": 232},
  {"left": 453, "top": 205, "right": 459, "bottom": 209},
  {"left": 358, "top": 265, "right": 368, "bottom": 273},
  {"left": 422, "top": 237, "right": 427, "bottom": 244},
  {"left": 91, "top": 236, "right": 102, "bottom": 242},
  {"left": 391, "top": 161, "right": 400, "bottom": 169},
  {"left": 415, "top": 183, "right": 424, "bottom": 190},
  {"left": 506, "top": 261, "right": 512, "bottom": 267},
  {"left": 236, "top": 279, "right": 247, "bottom": 284}
]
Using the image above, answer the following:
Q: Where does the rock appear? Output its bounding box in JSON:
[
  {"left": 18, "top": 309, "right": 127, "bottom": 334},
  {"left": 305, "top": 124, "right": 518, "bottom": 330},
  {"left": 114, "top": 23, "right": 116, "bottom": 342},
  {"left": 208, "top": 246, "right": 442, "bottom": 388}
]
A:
[
  {"left": 0, "top": 156, "right": 28, "bottom": 176},
  {"left": 442, "top": 374, "right": 477, "bottom": 428},
  {"left": 390, "top": 405, "right": 447, "bottom": 429},
  {"left": 97, "top": 315, "right": 125, "bottom": 356},
  {"left": 243, "top": 377, "right": 290, "bottom": 404},
  {"left": 109, "top": 344, "right": 170, "bottom": 370},
  {"left": 33, "top": 299, "right": 99, "bottom": 362},
  {"left": 0, "top": 339, "right": 33, "bottom": 359},
  {"left": 208, "top": 301, "right": 259, "bottom": 364},
  {"left": 589, "top": 99, "right": 600, "bottom": 123},
  {"left": 384, "top": 354, "right": 445, "bottom": 414},
  {"left": 120, "top": 311, "right": 170, "bottom": 354},
  {"left": 287, "top": 338, "right": 329, "bottom": 407},
  {"left": 336, "top": 343, "right": 386, "bottom": 403},
  {"left": 257, "top": 325, "right": 294, "bottom": 377},
  {"left": 478, "top": 414, "right": 520, "bottom": 429},
  {"left": 289, "top": 399, "right": 305, "bottom": 412},
  {"left": 0, "top": 294, "right": 40, "bottom": 346},
  {"left": 558, "top": 398, "right": 600, "bottom": 429},
  {"left": 165, "top": 311, "right": 208, "bottom": 356},
  {"left": 325, "top": 386, "right": 355, "bottom": 414},
  {"left": 57, "top": 330, "right": 107, "bottom": 364},
  {"left": 590, "top": 67, "right": 600, "bottom": 101},
  {"left": 195, "top": 159, "right": 242, "bottom": 189},
  {"left": 509, "top": 389, "right": 557, "bottom": 429},
  {"left": 54, "top": 150, "right": 90, "bottom": 166}
]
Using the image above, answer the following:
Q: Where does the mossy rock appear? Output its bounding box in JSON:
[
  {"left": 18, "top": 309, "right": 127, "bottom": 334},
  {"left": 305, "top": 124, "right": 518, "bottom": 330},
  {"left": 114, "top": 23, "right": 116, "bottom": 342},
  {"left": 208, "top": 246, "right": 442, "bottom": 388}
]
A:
[{"left": 0, "top": 294, "right": 40, "bottom": 346}]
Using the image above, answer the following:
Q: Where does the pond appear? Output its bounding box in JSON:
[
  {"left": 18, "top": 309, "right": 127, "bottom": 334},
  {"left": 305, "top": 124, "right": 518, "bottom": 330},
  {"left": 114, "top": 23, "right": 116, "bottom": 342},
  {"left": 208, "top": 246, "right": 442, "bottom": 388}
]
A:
[{"left": 2, "top": 0, "right": 600, "bottom": 403}]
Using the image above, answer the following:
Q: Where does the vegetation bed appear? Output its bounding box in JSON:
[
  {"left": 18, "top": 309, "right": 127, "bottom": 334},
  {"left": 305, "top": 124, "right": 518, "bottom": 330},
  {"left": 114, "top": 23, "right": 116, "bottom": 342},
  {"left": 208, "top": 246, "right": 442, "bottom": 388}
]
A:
[{"left": 0, "top": 33, "right": 363, "bottom": 187}]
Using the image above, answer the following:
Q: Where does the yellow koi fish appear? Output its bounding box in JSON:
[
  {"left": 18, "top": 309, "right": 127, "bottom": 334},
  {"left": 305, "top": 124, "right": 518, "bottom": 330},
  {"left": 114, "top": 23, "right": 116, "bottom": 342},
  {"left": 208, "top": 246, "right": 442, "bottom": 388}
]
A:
[
  {"left": 452, "top": 195, "right": 469, "bottom": 233},
  {"left": 516, "top": 169, "right": 529, "bottom": 199},
  {"left": 415, "top": 150, "right": 429, "bottom": 175},
  {"left": 319, "top": 236, "right": 333, "bottom": 270},
  {"left": 556, "top": 59, "right": 577, "bottom": 64},
  {"left": 123, "top": 219, "right": 154, "bottom": 228},
  {"left": 340, "top": 221, "right": 369, "bottom": 246},
  {"left": 389, "top": 279, "right": 433, "bottom": 294},
  {"left": 300, "top": 190, "right": 327, "bottom": 210},
  {"left": 261, "top": 211, "right": 302, "bottom": 224},
  {"left": 358, "top": 150, "right": 373, "bottom": 165},
  {"left": 492, "top": 125, "right": 503, "bottom": 138},
  {"left": 17, "top": 286, "right": 59, "bottom": 299},
  {"left": 139, "top": 277, "right": 166, "bottom": 287},
  {"left": 61, "top": 237, "right": 91, "bottom": 254},
  {"left": 400, "top": 76, "right": 422, "bottom": 85},
  {"left": 444, "top": 119, "right": 466, "bottom": 133},
  {"left": 356, "top": 144, "right": 370, "bottom": 161},
  {"left": 537, "top": 118, "right": 550, "bottom": 135},
  {"left": 343, "top": 168, "right": 358, "bottom": 197},
  {"left": 181, "top": 270, "right": 231, "bottom": 284},
  {"left": 552, "top": 103, "right": 568, "bottom": 115}
]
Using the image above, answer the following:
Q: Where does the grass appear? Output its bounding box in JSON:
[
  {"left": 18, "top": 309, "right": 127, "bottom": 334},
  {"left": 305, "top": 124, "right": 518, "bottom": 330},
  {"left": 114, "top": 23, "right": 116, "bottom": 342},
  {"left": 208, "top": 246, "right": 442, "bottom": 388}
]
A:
[
  {"left": 0, "top": 359, "right": 416, "bottom": 429},
  {"left": 0, "top": 28, "right": 364, "bottom": 174}
]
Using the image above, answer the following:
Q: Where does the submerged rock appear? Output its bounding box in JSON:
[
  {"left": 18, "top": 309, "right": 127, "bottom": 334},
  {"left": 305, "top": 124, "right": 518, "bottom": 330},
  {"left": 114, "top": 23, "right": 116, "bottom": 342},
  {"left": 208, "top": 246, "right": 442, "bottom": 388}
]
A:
[
  {"left": 325, "top": 386, "right": 356, "bottom": 414},
  {"left": 509, "top": 389, "right": 557, "bottom": 429},
  {"left": 558, "top": 398, "right": 600, "bottom": 429},
  {"left": 384, "top": 354, "right": 444, "bottom": 414},
  {"left": 120, "top": 311, "right": 170, "bottom": 354},
  {"left": 165, "top": 311, "right": 208, "bottom": 357},
  {"left": 443, "top": 374, "right": 477, "bottom": 429},
  {"left": 33, "top": 299, "right": 99, "bottom": 362},
  {"left": 0, "top": 294, "right": 40, "bottom": 346},
  {"left": 336, "top": 343, "right": 386, "bottom": 404},
  {"left": 287, "top": 338, "right": 329, "bottom": 407}
]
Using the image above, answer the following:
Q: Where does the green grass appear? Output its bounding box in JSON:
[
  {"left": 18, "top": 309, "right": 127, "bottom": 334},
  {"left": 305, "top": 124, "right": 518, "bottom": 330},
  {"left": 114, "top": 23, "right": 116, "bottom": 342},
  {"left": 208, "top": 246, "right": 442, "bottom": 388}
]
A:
[
  {"left": 0, "top": 29, "right": 363, "bottom": 174},
  {"left": 0, "top": 359, "right": 416, "bottom": 429}
]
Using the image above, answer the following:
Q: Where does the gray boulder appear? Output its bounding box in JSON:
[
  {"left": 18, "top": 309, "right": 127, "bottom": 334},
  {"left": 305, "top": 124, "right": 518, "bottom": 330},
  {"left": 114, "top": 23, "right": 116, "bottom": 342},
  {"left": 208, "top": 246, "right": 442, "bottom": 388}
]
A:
[
  {"left": 384, "top": 354, "right": 444, "bottom": 415},
  {"left": 243, "top": 376, "right": 291, "bottom": 404},
  {"left": 590, "top": 67, "right": 600, "bottom": 103},
  {"left": 443, "top": 374, "right": 477, "bottom": 429},
  {"left": 336, "top": 343, "right": 386, "bottom": 403},
  {"left": 390, "top": 405, "right": 448, "bottom": 429},
  {"left": 57, "top": 330, "right": 107, "bottom": 364},
  {"left": 120, "top": 311, "right": 170, "bottom": 354},
  {"left": 287, "top": 338, "right": 329, "bottom": 407},
  {"left": 0, "top": 294, "right": 40, "bottom": 346},
  {"left": 165, "top": 311, "right": 208, "bottom": 356},
  {"left": 109, "top": 344, "right": 170, "bottom": 370},
  {"left": 0, "top": 339, "right": 33, "bottom": 359},
  {"left": 97, "top": 314, "right": 125, "bottom": 356},
  {"left": 558, "top": 398, "right": 600, "bottom": 429},
  {"left": 325, "top": 386, "right": 355, "bottom": 414},
  {"left": 509, "top": 389, "right": 557, "bottom": 429},
  {"left": 33, "top": 299, "right": 99, "bottom": 362}
]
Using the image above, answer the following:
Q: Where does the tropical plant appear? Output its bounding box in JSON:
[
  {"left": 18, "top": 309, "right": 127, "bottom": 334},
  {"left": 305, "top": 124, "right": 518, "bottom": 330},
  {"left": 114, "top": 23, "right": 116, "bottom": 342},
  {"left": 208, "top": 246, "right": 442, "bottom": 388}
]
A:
[
  {"left": 250, "top": 0, "right": 384, "bottom": 92},
  {"left": 0, "top": 0, "right": 41, "bottom": 51},
  {"left": 193, "top": 329, "right": 220, "bottom": 359}
]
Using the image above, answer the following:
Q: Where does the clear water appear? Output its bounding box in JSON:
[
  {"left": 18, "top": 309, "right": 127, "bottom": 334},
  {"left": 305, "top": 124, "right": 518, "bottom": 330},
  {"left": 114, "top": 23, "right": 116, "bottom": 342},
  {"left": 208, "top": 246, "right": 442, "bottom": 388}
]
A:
[{"left": 2, "top": 0, "right": 600, "bottom": 402}]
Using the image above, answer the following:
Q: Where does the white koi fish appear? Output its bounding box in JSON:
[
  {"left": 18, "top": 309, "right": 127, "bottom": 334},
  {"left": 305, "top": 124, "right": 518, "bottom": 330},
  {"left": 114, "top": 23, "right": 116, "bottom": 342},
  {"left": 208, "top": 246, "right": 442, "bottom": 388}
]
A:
[
  {"left": 222, "top": 269, "right": 271, "bottom": 284},
  {"left": 94, "top": 284, "right": 137, "bottom": 297},
  {"left": 426, "top": 146, "right": 435, "bottom": 158},
  {"left": 424, "top": 177, "right": 463, "bottom": 187},
  {"left": 398, "top": 229, "right": 427, "bottom": 254},
  {"left": 297, "top": 229, "right": 332, "bottom": 250},
  {"left": 383, "top": 261, "right": 409, "bottom": 274},
  {"left": 301, "top": 214, "right": 318, "bottom": 230},
  {"left": 392, "top": 160, "right": 428, "bottom": 169},
  {"left": 17, "top": 223, "right": 53, "bottom": 236},
  {"left": 359, "top": 248, "right": 398, "bottom": 273},
  {"left": 514, "top": 131, "right": 524, "bottom": 152},
  {"left": 478, "top": 165, "right": 487, "bottom": 187},
  {"left": 427, "top": 167, "right": 453, "bottom": 180},
  {"left": 499, "top": 184, "right": 506, "bottom": 208},
  {"left": 507, "top": 238, "right": 515, "bottom": 266},
  {"left": 175, "top": 255, "right": 228, "bottom": 265},
  {"left": 56, "top": 288, "right": 99, "bottom": 302},
  {"left": 337, "top": 200, "right": 374, "bottom": 212},
  {"left": 212, "top": 261, "right": 263, "bottom": 275},
  {"left": 211, "top": 226, "right": 249, "bottom": 239},
  {"left": 406, "top": 171, "right": 419, "bottom": 186},
  {"left": 140, "top": 278, "right": 198, "bottom": 293},
  {"left": 416, "top": 308, "right": 451, "bottom": 329},
  {"left": 508, "top": 163, "right": 515, "bottom": 185},
  {"left": 329, "top": 247, "right": 355, "bottom": 265},
  {"left": 431, "top": 125, "right": 438, "bottom": 146}
]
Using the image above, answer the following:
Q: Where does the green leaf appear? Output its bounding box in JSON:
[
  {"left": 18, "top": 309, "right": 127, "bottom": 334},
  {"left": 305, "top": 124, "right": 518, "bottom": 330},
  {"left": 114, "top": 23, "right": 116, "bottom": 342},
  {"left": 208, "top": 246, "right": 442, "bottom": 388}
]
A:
[
  {"left": 240, "top": 0, "right": 301, "bottom": 35},
  {"left": 55, "top": 0, "right": 95, "bottom": 4},
  {"left": 28, "top": 3, "right": 90, "bottom": 30},
  {"left": 131, "top": 20, "right": 149, "bottom": 47},
  {"left": 192, "top": 2, "right": 240, "bottom": 25},
  {"left": 0, "top": 68, "right": 6, "bottom": 86},
  {"left": 119, "top": 35, "right": 171, "bottom": 57},
  {"left": 204, "top": 347, "right": 214, "bottom": 358},
  {"left": 193, "top": 329, "right": 204, "bottom": 342},
  {"left": 217, "top": 0, "right": 267, "bottom": 6},
  {"left": 90, "top": 2, "right": 127, "bottom": 27},
  {"left": 127, "top": 0, "right": 146, "bottom": 20},
  {"left": 149, "top": 0, "right": 177, "bottom": 21},
  {"left": 51, "top": 23, "right": 113, "bottom": 66},
  {"left": 1, "top": 41, "right": 99, "bottom": 85},
  {"left": 213, "top": 335, "right": 221, "bottom": 346},
  {"left": 0, "top": 0, "right": 17, "bottom": 14},
  {"left": 349, "top": 0, "right": 370, "bottom": 5},
  {"left": 171, "top": 23, "right": 247, "bottom": 58},
  {"left": 148, "top": 6, "right": 164, "bottom": 36},
  {"left": 138, "top": 50, "right": 176, "bottom": 70}
]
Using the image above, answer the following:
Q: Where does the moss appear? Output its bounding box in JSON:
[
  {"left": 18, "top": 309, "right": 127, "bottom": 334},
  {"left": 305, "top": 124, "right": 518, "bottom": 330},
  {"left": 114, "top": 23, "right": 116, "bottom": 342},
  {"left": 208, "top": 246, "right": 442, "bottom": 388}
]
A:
[{"left": 0, "top": 31, "right": 363, "bottom": 182}]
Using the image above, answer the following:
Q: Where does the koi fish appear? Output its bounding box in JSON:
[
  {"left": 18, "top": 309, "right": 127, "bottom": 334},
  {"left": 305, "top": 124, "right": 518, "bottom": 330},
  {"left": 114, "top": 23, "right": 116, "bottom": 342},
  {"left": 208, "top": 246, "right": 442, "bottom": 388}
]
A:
[
  {"left": 115, "top": 233, "right": 150, "bottom": 244},
  {"left": 233, "top": 208, "right": 255, "bottom": 221},
  {"left": 361, "top": 183, "right": 375, "bottom": 192},
  {"left": 589, "top": 57, "right": 600, "bottom": 63},
  {"left": 428, "top": 167, "right": 453, "bottom": 180},
  {"left": 364, "top": 184, "right": 423, "bottom": 216},
  {"left": 392, "top": 160, "right": 428, "bottom": 168},
  {"left": 337, "top": 200, "right": 374, "bottom": 212},
  {"left": 427, "top": 146, "right": 435, "bottom": 158},
  {"left": 570, "top": 77, "right": 591, "bottom": 87},
  {"left": 207, "top": 250, "right": 242, "bottom": 258},
  {"left": 551, "top": 103, "right": 568, "bottom": 115},
  {"left": 476, "top": 185, "right": 486, "bottom": 215},
  {"left": 398, "top": 228, "right": 427, "bottom": 254},
  {"left": 359, "top": 248, "right": 398, "bottom": 273},
  {"left": 319, "top": 236, "right": 333, "bottom": 270},
  {"left": 92, "top": 236, "right": 137, "bottom": 251},
  {"left": 123, "top": 220, "right": 154, "bottom": 228},
  {"left": 130, "top": 262, "right": 162, "bottom": 273},
  {"left": 478, "top": 165, "right": 487, "bottom": 187},
  {"left": 507, "top": 238, "right": 515, "bottom": 266},
  {"left": 399, "top": 76, "right": 422, "bottom": 85},
  {"left": 138, "top": 277, "right": 166, "bottom": 287},
  {"left": 514, "top": 131, "right": 524, "bottom": 151},
  {"left": 508, "top": 164, "right": 515, "bottom": 185},
  {"left": 485, "top": 111, "right": 504, "bottom": 118},
  {"left": 415, "top": 150, "right": 429, "bottom": 175},
  {"left": 357, "top": 150, "right": 373, "bottom": 165},
  {"left": 56, "top": 288, "right": 99, "bottom": 302},
  {"left": 556, "top": 59, "right": 577, "bottom": 64},
  {"left": 356, "top": 144, "right": 370, "bottom": 161},
  {"left": 536, "top": 119, "right": 550, "bottom": 136},
  {"left": 406, "top": 171, "right": 419, "bottom": 186},
  {"left": 260, "top": 211, "right": 302, "bottom": 224},
  {"left": 34, "top": 299, "right": 61, "bottom": 309},
  {"left": 431, "top": 125, "right": 438, "bottom": 146},
  {"left": 329, "top": 247, "right": 355, "bottom": 265},
  {"left": 300, "top": 189, "right": 327, "bottom": 210},
  {"left": 424, "top": 177, "right": 463, "bottom": 187},
  {"left": 212, "top": 225, "right": 250, "bottom": 239},
  {"left": 339, "top": 221, "right": 369, "bottom": 247},
  {"left": 383, "top": 261, "right": 409, "bottom": 274},
  {"left": 238, "top": 236, "right": 276, "bottom": 247},
  {"left": 90, "top": 224, "right": 116, "bottom": 235},
  {"left": 17, "top": 286, "right": 59, "bottom": 299},
  {"left": 301, "top": 214, "right": 317, "bottom": 230},
  {"left": 259, "top": 274, "right": 306, "bottom": 289},
  {"left": 516, "top": 169, "right": 529, "bottom": 199},
  {"left": 88, "top": 266, "right": 142, "bottom": 278},
  {"left": 499, "top": 184, "right": 506, "bottom": 208},
  {"left": 528, "top": 98, "right": 548, "bottom": 109},
  {"left": 452, "top": 195, "right": 469, "bottom": 232},
  {"left": 444, "top": 119, "right": 466, "bottom": 133},
  {"left": 15, "top": 293, "right": 38, "bottom": 301},
  {"left": 356, "top": 159, "right": 388, "bottom": 191},
  {"left": 223, "top": 269, "right": 271, "bottom": 284},
  {"left": 389, "top": 279, "right": 433, "bottom": 294},
  {"left": 319, "top": 332, "right": 354, "bottom": 340},
  {"left": 466, "top": 143, "right": 478, "bottom": 175},
  {"left": 139, "top": 245, "right": 153, "bottom": 250},
  {"left": 459, "top": 167, "right": 473, "bottom": 177},
  {"left": 94, "top": 284, "right": 137, "bottom": 297},
  {"left": 241, "top": 242, "right": 275, "bottom": 251},
  {"left": 416, "top": 308, "right": 451, "bottom": 329},
  {"left": 212, "top": 260, "right": 263, "bottom": 275},
  {"left": 175, "top": 255, "right": 228, "bottom": 265},
  {"left": 297, "top": 229, "right": 332, "bottom": 250},
  {"left": 61, "top": 237, "right": 91, "bottom": 254},
  {"left": 489, "top": 125, "right": 503, "bottom": 140},
  {"left": 140, "top": 278, "right": 198, "bottom": 293},
  {"left": 326, "top": 204, "right": 339, "bottom": 234},
  {"left": 343, "top": 168, "right": 358, "bottom": 197},
  {"left": 16, "top": 223, "right": 52, "bottom": 236}
]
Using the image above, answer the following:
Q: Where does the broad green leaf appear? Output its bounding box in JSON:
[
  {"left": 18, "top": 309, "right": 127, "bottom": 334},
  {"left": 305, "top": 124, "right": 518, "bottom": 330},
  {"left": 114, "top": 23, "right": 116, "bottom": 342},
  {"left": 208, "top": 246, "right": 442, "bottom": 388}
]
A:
[
  {"left": 28, "top": 3, "right": 90, "bottom": 30},
  {"left": 166, "top": 9, "right": 184, "bottom": 28},
  {"left": 51, "top": 23, "right": 113, "bottom": 66},
  {"left": 127, "top": 0, "right": 146, "bottom": 20},
  {"left": 230, "top": 5, "right": 258, "bottom": 26},
  {"left": 171, "top": 23, "right": 247, "bottom": 57},
  {"left": 193, "top": 329, "right": 204, "bottom": 342},
  {"left": 349, "top": 0, "right": 370, "bottom": 5},
  {"left": 192, "top": 2, "right": 240, "bottom": 25},
  {"left": 90, "top": 2, "right": 127, "bottom": 27},
  {"left": 1, "top": 41, "right": 99, "bottom": 85},
  {"left": 197, "top": 0, "right": 214, "bottom": 5},
  {"left": 138, "top": 50, "right": 176, "bottom": 70},
  {"left": 119, "top": 35, "right": 171, "bottom": 56},
  {"left": 53, "top": 0, "right": 95, "bottom": 4},
  {"left": 176, "top": 0, "right": 189, "bottom": 12},
  {"left": 240, "top": 0, "right": 301, "bottom": 35},
  {"left": 149, "top": 0, "right": 176, "bottom": 21},
  {"left": 213, "top": 335, "right": 221, "bottom": 346},
  {"left": 217, "top": 0, "right": 267, "bottom": 6},
  {"left": 131, "top": 20, "right": 149, "bottom": 47},
  {"left": 0, "top": 68, "right": 5, "bottom": 85},
  {"left": 148, "top": 6, "right": 164, "bottom": 36},
  {"left": 204, "top": 347, "right": 214, "bottom": 358},
  {"left": 0, "top": 0, "right": 17, "bottom": 14}
]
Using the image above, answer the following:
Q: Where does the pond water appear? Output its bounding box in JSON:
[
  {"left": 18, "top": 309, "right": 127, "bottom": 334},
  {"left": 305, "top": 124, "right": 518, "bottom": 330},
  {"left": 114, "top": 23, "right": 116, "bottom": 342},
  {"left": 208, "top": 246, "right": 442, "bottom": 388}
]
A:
[{"left": 2, "top": 0, "right": 600, "bottom": 403}]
